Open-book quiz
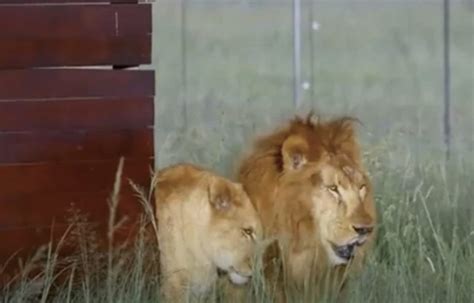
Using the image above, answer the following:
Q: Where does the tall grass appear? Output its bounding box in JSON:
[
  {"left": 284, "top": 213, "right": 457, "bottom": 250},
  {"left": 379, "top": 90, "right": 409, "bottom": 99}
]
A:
[{"left": 1, "top": 136, "right": 473, "bottom": 303}]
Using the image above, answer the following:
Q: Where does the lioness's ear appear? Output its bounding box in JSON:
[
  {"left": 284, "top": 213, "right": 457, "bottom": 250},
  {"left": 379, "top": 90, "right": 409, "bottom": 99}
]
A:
[
  {"left": 208, "top": 179, "right": 233, "bottom": 212},
  {"left": 282, "top": 135, "right": 309, "bottom": 171}
]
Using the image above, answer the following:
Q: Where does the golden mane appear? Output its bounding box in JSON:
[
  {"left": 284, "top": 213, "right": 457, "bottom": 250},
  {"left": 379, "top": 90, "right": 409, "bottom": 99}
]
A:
[{"left": 239, "top": 113, "right": 362, "bottom": 180}]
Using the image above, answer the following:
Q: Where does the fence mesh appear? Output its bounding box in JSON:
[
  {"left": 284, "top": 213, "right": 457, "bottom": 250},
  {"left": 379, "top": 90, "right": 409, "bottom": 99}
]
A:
[{"left": 152, "top": 0, "right": 473, "bottom": 173}]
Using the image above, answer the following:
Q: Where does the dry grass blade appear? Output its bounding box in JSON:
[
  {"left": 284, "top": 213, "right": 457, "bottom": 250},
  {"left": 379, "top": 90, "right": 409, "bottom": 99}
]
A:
[
  {"left": 39, "top": 223, "right": 73, "bottom": 303},
  {"left": 106, "top": 157, "right": 124, "bottom": 303},
  {"left": 129, "top": 168, "right": 159, "bottom": 246}
]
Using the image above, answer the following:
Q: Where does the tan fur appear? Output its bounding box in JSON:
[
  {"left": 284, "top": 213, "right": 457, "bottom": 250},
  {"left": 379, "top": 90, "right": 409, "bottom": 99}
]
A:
[
  {"left": 155, "top": 163, "right": 262, "bottom": 302},
  {"left": 238, "top": 114, "right": 377, "bottom": 299}
]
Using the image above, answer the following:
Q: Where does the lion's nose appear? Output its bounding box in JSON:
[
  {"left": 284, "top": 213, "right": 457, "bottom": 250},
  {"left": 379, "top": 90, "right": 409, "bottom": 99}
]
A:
[{"left": 353, "top": 225, "right": 374, "bottom": 236}]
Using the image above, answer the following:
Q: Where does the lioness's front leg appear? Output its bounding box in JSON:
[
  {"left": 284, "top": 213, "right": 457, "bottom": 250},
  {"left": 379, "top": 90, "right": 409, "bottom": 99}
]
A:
[
  {"left": 219, "top": 277, "right": 249, "bottom": 303},
  {"left": 160, "top": 272, "right": 188, "bottom": 303}
]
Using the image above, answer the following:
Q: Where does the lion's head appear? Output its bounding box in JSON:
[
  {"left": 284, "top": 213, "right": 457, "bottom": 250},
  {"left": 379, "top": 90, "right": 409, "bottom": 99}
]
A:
[
  {"left": 238, "top": 114, "right": 376, "bottom": 287},
  {"left": 278, "top": 151, "right": 376, "bottom": 266},
  {"left": 314, "top": 156, "right": 375, "bottom": 265},
  {"left": 204, "top": 175, "right": 263, "bottom": 285}
]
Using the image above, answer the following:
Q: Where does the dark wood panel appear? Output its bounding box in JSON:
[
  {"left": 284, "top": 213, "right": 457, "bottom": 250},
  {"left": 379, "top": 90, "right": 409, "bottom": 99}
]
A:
[
  {"left": 0, "top": 225, "right": 73, "bottom": 261},
  {"left": 0, "top": 191, "right": 144, "bottom": 228},
  {"left": 0, "top": 0, "right": 138, "bottom": 3},
  {"left": 0, "top": 69, "right": 155, "bottom": 100},
  {"left": 0, "top": 222, "right": 142, "bottom": 263},
  {"left": 0, "top": 97, "right": 153, "bottom": 131},
  {"left": 0, "top": 159, "right": 153, "bottom": 198},
  {"left": 0, "top": 36, "right": 150, "bottom": 69},
  {"left": 0, "top": 5, "right": 150, "bottom": 38},
  {"left": 0, "top": 129, "right": 153, "bottom": 164}
]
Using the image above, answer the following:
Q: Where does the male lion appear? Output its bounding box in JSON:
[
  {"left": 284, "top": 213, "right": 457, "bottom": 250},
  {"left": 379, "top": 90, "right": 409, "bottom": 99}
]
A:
[
  {"left": 238, "top": 114, "right": 376, "bottom": 300},
  {"left": 155, "top": 163, "right": 262, "bottom": 302}
]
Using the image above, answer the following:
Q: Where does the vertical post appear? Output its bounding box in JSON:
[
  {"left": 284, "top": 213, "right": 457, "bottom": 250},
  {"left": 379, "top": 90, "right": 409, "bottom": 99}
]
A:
[
  {"left": 308, "top": 0, "right": 315, "bottom": 105},
  {"left": 292, "top": 0, "right": 302, "bottom": 108},
  {"left": 181, "top": 0, "right": 188, "bottom": 129},
  {"left": 443, "top": 0, "right": 451, "bottom": 160}
]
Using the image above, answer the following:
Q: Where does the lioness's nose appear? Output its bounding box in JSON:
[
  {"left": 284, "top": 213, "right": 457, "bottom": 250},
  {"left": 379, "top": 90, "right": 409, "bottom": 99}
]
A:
[{"left": 353, "top": 225, "right": 374, "bottom": 236}]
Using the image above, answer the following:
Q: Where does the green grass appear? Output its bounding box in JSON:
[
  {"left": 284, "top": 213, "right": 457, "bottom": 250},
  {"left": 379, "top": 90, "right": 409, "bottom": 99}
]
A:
[
  {"left": 2, "top": 1, "right": 473, "bottom": 302},
  {"left": 2, "top": 147, "right": 472, "bottom": 302}
]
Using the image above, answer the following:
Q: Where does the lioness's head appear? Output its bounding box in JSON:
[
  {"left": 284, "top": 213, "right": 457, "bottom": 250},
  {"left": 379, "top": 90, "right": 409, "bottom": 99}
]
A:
[
  {"left": 205, "top": 177, "right": 263, "bottom": 285},
  {"left": 277, "top": 116, "right": 376, "bottom": 266}
]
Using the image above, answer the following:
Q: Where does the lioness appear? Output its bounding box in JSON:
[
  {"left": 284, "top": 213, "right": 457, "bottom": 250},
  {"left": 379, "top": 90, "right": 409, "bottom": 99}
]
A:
[
  {"left": 238, "top": 114, "right": 376, "bottom": 299},
  {"left": 155, "top": 163, "right": 262, "bottom": 302}
]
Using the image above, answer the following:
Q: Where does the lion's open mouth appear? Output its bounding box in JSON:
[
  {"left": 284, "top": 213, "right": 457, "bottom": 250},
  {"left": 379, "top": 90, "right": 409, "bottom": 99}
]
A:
[
  {"left": 332, "top": 243, "right": 355, "bottom": 261},
  {"left": 328, "top": 234, "right": 369, "bottom": 265}
]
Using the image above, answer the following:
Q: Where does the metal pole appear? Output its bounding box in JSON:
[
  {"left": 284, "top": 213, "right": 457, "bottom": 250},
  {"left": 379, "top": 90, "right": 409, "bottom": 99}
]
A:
[
  {"left": 181, "top": 0, "right": 188, "bottom": 129},
  {"left": 292, "top": 0, "right": 302, "bottom": 108},
  {"left": 443, "top": 0, "right": 451, "bottom": 160},
  {"left": 308, "top": 0, "right": 315, "bottom": 105}
]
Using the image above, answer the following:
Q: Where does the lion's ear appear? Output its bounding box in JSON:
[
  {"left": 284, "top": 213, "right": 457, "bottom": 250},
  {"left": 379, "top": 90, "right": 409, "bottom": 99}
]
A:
[
  {"left": 208, "top": 179, "right": 233, "bottom": 212},
  {"left": 281, "top": 135, "right": 309, "bottom": 171}
]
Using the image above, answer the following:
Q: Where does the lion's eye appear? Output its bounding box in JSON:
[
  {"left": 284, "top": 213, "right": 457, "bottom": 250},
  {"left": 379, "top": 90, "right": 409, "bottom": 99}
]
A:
[
  {"left": 327, "top": 185, "right": 339, "bottom": 193},
  {"left": 242, "top": 228, "right": 254, "bottom": 239}
]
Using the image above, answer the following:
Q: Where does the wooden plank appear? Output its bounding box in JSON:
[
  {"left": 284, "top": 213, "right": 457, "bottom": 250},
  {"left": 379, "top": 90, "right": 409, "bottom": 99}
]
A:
[
  {"left": 0, "top": 36, "right": 150, "bottom": 69},
  {"left": 0, "top": 129, "right": 153, "bottom": 164},
  {"left": 0, "top": 191, "right": 144, "bottom": 228},
  {"left": 0, "top": 0, "right": 138, "bottom": 4},
  {"left": 0, "top": 97, "right": 153, "bottom": 131},
  {"left": 0, "top": 5, "right": 150, "bottom": 38},
  {"left": 0, "top": 69, "right": 154, "bottom": 100},
  {"left": 0, "top": 5, "right": 152, "bottom": 68},
  {"left": 0, "top": 159, "right": 153, "bottom": 198}
]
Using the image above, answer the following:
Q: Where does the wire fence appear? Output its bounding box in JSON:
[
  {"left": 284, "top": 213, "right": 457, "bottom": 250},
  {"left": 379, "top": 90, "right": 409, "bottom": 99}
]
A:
[{"left": 153, "top": 0, "right": 474, "bottom": 167}]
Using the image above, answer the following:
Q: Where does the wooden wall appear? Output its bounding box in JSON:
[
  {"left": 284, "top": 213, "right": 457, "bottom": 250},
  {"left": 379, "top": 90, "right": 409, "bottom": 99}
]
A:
[{"left": 0, "top": 0, "right": 155, "bottom": 275}]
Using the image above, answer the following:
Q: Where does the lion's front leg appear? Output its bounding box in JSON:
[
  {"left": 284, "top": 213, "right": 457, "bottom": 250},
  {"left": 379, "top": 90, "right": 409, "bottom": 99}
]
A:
[{"left": 261, "top": 240, "right": 288, "bottom": 303}]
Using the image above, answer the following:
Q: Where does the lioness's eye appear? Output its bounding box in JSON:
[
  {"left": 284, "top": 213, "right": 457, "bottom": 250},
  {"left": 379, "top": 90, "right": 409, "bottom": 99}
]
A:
[
  {"left": 327, "top": 185, "right": 339, "bottom": 193},
  {"left": 242, "top": 228, "right": 254, "bottom": 238}
]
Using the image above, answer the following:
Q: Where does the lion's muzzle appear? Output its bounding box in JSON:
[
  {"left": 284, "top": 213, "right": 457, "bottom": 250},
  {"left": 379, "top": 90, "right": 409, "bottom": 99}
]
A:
[{"left": 332, "top": 243, "right": 356, "bottom": 261}]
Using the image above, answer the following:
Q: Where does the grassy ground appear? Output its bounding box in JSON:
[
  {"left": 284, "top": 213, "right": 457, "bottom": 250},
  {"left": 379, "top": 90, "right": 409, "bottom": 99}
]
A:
[
  {"left": 2, "top": 154, "right": 473, "bottom": 302},
  {"left": 2, "top": 1, "right": 473, "bottom": 302}
]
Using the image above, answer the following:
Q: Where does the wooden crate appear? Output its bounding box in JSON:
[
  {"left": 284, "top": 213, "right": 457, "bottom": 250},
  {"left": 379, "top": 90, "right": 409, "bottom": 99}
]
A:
[{"left": 0, "top": 0, "right": 155, "bottom": 272}]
